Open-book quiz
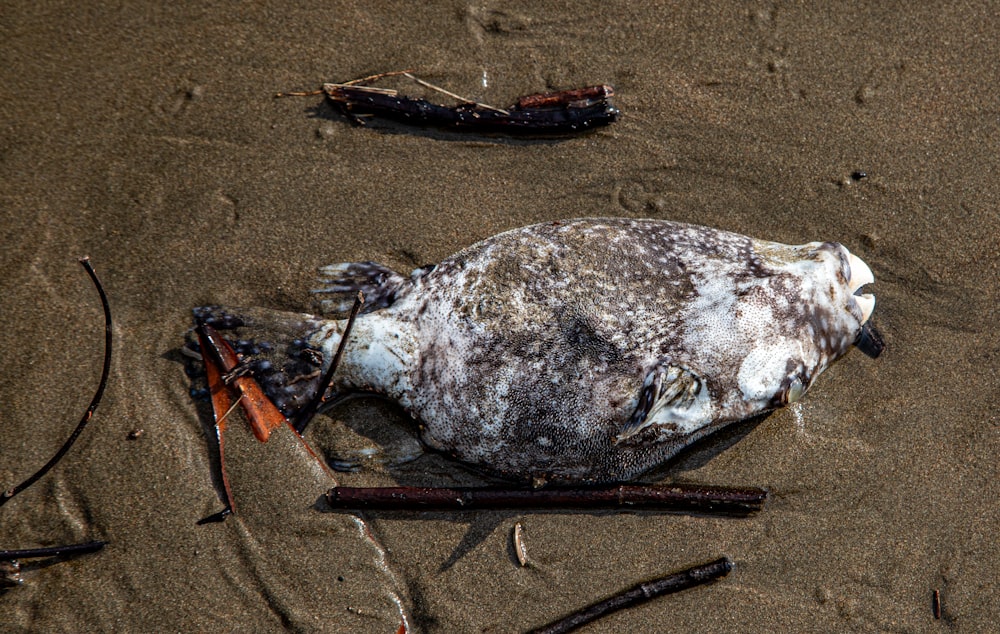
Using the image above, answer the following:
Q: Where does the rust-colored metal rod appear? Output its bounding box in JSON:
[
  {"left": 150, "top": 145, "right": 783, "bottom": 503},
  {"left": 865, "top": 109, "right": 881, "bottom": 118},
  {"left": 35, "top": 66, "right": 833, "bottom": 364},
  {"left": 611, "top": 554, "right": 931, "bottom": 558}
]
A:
[
  {"left": 327, "top": 484, "right": 766, "bottom": 515},
  {"left": 1, "top": 258, "right": 112, "bottom": 507},
  {"left": 526, "top": 557, "right": 733, "bottom": 634},
  {"left": 0, "top": 540, "right": 106, "bottom": 562}
]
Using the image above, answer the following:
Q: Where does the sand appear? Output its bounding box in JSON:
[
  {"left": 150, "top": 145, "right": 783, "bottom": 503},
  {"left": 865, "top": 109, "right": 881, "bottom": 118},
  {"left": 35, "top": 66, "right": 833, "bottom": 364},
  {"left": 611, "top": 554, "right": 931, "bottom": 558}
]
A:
[{"left": 1, "top": 2, "right": 997, "bottom": 632}]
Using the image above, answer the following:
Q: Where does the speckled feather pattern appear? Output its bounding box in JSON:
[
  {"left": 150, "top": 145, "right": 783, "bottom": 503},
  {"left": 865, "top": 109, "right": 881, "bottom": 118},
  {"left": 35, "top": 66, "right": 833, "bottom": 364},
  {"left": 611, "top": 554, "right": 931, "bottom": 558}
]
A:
[{"left": 194, "top": 218, "right": 871, "bottom": 483}]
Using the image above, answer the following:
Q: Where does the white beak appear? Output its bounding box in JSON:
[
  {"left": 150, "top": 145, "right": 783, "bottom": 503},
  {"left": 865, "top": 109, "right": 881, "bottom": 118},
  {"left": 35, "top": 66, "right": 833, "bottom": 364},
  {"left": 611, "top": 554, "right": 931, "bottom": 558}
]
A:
[{"left": 847, "top": 251, "right": 875, "bottom": 293}]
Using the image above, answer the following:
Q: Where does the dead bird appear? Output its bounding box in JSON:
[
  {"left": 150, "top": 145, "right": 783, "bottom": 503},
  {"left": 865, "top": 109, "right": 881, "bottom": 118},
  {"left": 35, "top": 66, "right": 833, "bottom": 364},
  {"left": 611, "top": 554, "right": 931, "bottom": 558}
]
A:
[{"left": 189, "top": 218, "right": 882, "bottom": 484}]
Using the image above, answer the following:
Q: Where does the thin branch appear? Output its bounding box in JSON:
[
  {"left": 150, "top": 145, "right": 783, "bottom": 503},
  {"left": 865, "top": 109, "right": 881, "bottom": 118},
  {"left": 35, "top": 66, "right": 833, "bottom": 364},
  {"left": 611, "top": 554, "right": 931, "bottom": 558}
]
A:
[
  {"left": 1, "top": 258, "right": 112, "bottom": 507},
  {"left": 401, "top": 72, "right": 508, "bottom": 114},
  {"left": 275, "top": 69, "right": 414, "bottom": 98},
  {"left": 343, "top": 69, "right": 414, "bottom": 86},
  {"left": 0, "top": 540, "right": 107, "bottom": 562},
  {"left": 526, "top": 557, "right": 733, "bottom": 634},
  {"left": 326, "top": 484, "right": 766, "bottom": 516},
  {"left": 293, "top": 292, "right": 364, "bottom": 434},
  {"left": 274, "top": 88, "right": 325, "bottom": 98}
]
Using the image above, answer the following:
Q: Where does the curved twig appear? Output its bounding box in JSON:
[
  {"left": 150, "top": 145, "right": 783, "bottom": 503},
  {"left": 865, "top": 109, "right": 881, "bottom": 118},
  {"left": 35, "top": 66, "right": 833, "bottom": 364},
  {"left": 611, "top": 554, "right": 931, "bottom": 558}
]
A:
[{"left": 0, "top": 258, "right": 112, "bottom": 507}]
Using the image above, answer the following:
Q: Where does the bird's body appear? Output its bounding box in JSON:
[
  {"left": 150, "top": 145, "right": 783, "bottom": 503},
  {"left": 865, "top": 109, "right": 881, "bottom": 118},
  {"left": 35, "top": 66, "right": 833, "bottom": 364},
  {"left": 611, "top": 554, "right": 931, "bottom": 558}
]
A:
[{"left": 192, "top": 218, "right": 879, "bottom": 483}]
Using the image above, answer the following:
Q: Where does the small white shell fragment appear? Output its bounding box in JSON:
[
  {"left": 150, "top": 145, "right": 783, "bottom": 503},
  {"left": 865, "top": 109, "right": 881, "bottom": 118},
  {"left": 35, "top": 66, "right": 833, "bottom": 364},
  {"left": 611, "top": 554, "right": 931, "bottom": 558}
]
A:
[{"left": 513, "top": 522, "right": 529, "bottom": 567}]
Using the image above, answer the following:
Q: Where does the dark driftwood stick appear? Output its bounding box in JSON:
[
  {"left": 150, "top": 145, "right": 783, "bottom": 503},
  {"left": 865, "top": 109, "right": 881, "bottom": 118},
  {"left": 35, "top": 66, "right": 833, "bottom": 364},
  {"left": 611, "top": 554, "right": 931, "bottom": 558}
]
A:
[
  {"left": 327, "top": 484, "right": 766, "bottom": 515},
  {"left": 1, "top": 258, "right": 112, "bottom": 507},
  {"left": 526, "top": 557, "right": 733, "bottom": 634},
  {"left": 294, "top": 71, "right": 620, "bottom": 135},
  {"left": 0, "top": 540, "right": 107, "bottom": 562},
  {"left": 324, "top": 85, "right": 619, "bottom": 135}
]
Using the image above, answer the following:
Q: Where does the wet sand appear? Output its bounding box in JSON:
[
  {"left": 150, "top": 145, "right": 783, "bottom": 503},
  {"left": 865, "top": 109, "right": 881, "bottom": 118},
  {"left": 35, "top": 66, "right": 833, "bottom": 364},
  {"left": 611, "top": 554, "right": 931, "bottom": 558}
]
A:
[{"left": 2, "top": 2, "right": 997, "bottom": 632}]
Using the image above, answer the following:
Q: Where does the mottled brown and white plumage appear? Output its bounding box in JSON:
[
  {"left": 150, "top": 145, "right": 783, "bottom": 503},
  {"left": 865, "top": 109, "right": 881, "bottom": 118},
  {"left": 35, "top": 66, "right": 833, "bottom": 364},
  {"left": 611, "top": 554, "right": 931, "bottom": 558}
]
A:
[{"left": 191, "top": 218, "right": 880, "bottom": 483}]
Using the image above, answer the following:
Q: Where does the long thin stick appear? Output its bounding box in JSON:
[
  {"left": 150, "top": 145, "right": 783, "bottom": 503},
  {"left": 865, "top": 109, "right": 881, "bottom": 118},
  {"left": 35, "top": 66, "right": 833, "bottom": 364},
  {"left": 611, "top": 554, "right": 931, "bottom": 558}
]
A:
[
  {"left": 275, "top": 70, "right": 414, "bottom": 98},
  {"left": 327, "top": 484, "right": 766, "bottom": 516},
  {"left": 344, "top": 69, "right": 414, "bottom": 86},
  {"left": 526, "top": 558, "right": 733, "bottom": 634},
  {"left": 0, "top": 540, "right": 107, "bottom": 562},
  {"left": 400, "top": 72, "right": 508, "bottom": 114},
  {"left": 1, "top": 258, "right": 112, "bottom": 507},
  {"left": 293, "top": 291, "right": 364, "bottom": 434}
]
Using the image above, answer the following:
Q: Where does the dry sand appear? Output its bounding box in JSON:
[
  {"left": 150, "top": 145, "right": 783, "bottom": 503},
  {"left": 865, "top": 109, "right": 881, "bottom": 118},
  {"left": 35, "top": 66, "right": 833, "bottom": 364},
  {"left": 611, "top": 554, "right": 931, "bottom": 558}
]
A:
[{"left": 1, "top": 2, "right": 997, "bottom": 632}]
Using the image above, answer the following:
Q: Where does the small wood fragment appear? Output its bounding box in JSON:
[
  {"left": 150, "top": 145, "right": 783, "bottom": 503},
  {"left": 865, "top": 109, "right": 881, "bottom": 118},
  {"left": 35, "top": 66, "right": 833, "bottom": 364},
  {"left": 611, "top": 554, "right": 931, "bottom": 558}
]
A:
[{"left": 932, "top": 588, "right": 941, "bottom": 619}]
